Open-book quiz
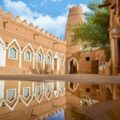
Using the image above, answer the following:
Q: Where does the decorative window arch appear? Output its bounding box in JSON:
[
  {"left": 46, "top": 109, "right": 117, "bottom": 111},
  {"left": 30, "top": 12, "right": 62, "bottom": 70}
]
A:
[
  {"left": 44, "top": 83, "right": 52, "bottom": 93},
  {"left": 36, "top": 47, "right": 45, "bottom": 56},
  {"left": 0, "top": 37, "right": 5, "bottom": 47},
  {"left": 8, "top": 46, "right": 18, "bottom": 59},
  {"left": 24, "top": 50, "right": 31, "bottom": 61}
]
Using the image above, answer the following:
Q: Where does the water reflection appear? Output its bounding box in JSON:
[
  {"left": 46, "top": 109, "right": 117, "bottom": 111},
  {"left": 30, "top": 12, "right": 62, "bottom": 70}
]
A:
[
  {"left": 47, "top": 109, "right": 65, "bottom": 120},
  {"left": 0, "top": 80, "right": 120, "bottom": 120}
]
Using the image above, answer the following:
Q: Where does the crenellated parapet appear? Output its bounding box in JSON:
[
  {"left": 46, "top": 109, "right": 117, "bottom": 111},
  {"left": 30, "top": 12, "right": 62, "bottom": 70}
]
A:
[
  {"left": 69, "top": 6, "right": 83, "bottom": 16},
  {"left": 0, "top": 6, "right": 65, "bottom": 43}
]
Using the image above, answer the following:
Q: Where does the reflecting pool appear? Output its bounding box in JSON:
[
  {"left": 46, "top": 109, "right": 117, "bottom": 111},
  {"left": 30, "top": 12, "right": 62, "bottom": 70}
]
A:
[{"left": 0, "top": 80, "right": 120, "bottom": 120}]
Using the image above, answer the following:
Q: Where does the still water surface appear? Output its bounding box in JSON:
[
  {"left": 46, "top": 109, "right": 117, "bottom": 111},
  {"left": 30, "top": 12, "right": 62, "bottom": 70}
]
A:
[{"left": 0, "top": 80, "right": 119, "bottom": 120}]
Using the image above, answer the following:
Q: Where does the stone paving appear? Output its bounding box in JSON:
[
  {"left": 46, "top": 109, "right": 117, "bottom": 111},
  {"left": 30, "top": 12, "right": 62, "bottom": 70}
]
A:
[{"left": 0, "top": 74, "right": 120, "bottom": 84}]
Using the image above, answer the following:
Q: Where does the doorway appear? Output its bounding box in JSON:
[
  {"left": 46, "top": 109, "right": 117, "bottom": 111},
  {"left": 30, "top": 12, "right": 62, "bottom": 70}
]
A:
[{"left": 70, "top": 59, "right": 77, "bottom": 74}]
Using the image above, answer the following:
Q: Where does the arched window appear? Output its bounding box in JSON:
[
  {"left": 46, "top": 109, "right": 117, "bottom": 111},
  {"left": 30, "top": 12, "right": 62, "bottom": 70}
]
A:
[
  {"left": 9, "top": 47, "right": 17, "bottom": 59},
  {"left": 45, "top": 83, "right": 51, "bottom": 93},
  {"left": 23, "top": 87, "right": 30, "bottom": 98},
  {"left": 7, "top": 89, "right": 16, "bottom": 101},
  {"left": 36, "top": 54, "right": 42, "bottom": 63},
  {"left": 61, "top": 58, "right": 64, "bottom": 66},
  {"left": 24, "top": 51, "right": 31, "bottom": 61},
  {"left": 46, "top": 56, "right": 51, "bottom": 64},
  {"left": 35, "top": 86, "right": 42, "bottom": 95}
]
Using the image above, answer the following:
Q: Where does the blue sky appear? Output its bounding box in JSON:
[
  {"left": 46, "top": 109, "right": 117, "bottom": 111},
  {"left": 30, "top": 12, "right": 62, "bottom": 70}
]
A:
[{"left": 0, "top": 0, "right": 90, "bottom": 39}]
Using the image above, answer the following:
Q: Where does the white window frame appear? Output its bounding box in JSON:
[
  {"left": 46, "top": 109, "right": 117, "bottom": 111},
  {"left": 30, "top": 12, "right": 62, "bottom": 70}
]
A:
[
  {"left": 24, "top": 50, "right": 31, "bottom": 62},
  {"left": 6, "top": 88, "right": 16, "bottom": 102},
  {"left": 23, "top": 87, "right": 31, "bottom": 99},
  {"left": 36, "top": 53, "right": 43, "bottom": 63},
  {"left": 8, "top": 46, "right": 18, "bottom": 60}
]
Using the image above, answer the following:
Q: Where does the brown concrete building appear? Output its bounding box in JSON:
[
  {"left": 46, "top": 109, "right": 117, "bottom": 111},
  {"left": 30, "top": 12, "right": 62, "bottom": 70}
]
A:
[
  {"left": 0, "top": 5, "right": 106, "bottom": 75},
  {"left": 109, "top": 0, "right": 120, "bottom": 75}
]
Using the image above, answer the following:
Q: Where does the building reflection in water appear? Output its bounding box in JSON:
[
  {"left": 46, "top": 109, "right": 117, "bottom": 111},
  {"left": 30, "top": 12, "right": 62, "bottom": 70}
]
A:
[{"left": 0, "top": 80, "right": 119, "bottom": 120}]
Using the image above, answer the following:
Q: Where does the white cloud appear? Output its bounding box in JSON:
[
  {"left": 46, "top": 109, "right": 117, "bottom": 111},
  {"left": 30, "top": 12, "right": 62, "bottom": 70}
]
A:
[
  {"left": 3, "top": 0, "right": 90, "bottom": 38},
  {"left": 80, "top": 4, "right": 91, "bottom": 13},
  {"left": 3, "top": 0, "right": 67, "bottom": 38},
  {"left": 67, "top": 4, "right": 76, "bottom": 9}
]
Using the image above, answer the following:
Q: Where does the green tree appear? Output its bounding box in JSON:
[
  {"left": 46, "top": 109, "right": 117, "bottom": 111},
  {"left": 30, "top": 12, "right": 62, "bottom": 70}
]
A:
[{"left": 70, "top": 0, "right": 109, "bottom": 50}]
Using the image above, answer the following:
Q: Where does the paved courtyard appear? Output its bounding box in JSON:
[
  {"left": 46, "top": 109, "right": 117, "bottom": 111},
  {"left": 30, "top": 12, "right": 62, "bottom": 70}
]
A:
[{"left": 0, "top": 74, "right": 120, "bottom": 84}]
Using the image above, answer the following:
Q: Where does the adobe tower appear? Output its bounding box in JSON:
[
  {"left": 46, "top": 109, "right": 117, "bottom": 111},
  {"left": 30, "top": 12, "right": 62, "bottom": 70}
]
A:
[{"left": 65, "top": 6, "right": 85, "bottom": 58}]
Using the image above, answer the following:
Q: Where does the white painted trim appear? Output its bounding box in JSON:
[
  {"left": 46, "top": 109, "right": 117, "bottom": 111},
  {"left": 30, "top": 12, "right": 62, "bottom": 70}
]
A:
[
  {"left": 45, "top": 92, "right": 53, "bottom": 100},
  {"left": 0, "top": 80, "right": 4, "bottom": 99},
  {"left": 54, "top": 52, "right": 59, "bottom": 59},
  {"left": 8, "top": 46, "right": 18, "bottom": 60},
  {"left": 46, "top": 49, "right": 53, "bottom": 58},
  {"left": 52, "top": 57, "right": 54, "bottom": 70},
  {"left": 22, "top": 43, "right": 34, "bottom": 53},
  {"left": 21, "top": 95, "right": 33, "bottom": 106},
  {"left": 35, "top": 92, "right": 44, "bottom": 103},
  {"left": 54, "top": 52, "right": 60, "bottom": 72},
  {"left": 19, "top": 51, "right": 22, "bottom": 68},
  {"left": 0, "top": 38, "right": 5, "bottom": 47},
  {"left": 43, "top": 56, "right": 45, "bottom": 70},
  {"left": 5, "top": 98, "right": 19, "bottom": 111},
  {"left": 32, "top": 82, "right": 35, "bottom": 94},
  {"left": 33, "top": 53, "right": 35, "bottom": 69},
  {"left": 8, "top": 39, "right": 20, "bottom": 50},
  {"left": 36, "top": 46, "right": 45, "bottom": 56},
  {"left": 0, "top": 40, "right": 6, "bottom": 67},
  {"left": 68, "top": 82, "right": 79, "bottom": 92},
  {"left": 68, "top": 57, "right": 79, "bottom": 73}
]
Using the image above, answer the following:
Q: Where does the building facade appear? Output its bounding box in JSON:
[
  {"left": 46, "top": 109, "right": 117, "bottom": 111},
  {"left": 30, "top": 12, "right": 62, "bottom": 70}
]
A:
[
  {"left": 0, "top": 5, "right": 110, "bottom": 116},
  {"left": 0, "top": 6, "right": 106, "bottom": 75},
  {"left": 109, "top": 0, "right": 120, "bottom": 75}
]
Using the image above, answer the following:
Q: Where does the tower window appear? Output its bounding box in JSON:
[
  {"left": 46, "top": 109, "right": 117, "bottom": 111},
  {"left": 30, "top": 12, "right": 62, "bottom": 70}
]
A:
[
  {"left": 3, "top": 22, "right": 7, "bottom": 29},
  {"left": 86, "top": 88, "right": 90, "bottom": 92},
  {"left": 86, "top": 57, "right": 90, "bottom": 61}
]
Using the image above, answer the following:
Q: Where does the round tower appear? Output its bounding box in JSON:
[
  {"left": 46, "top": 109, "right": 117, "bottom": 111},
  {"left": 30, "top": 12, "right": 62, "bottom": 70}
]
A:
[{"left": 65, "top": 6, "right": 85, "bottom": 57}]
